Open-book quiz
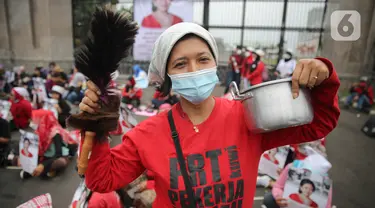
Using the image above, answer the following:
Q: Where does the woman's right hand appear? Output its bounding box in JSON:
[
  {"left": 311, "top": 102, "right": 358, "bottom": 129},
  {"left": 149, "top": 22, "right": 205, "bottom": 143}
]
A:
[
  {"left": 275, "top": 197, "right": 288, "bottom": 207},
  {"left": 79, "top": 80, "right": 101, "bottom": 114}
]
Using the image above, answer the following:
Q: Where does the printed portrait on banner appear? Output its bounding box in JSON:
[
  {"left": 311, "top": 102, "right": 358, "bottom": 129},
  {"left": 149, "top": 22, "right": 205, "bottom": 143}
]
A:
[
  {"left": 19, "top": 130, "right": 39, "bottom": 174},
  {"left": 283, "top": 167, "right": 332, "bottom": 208},
  {"left": 133, "top": 0, "right": 193, "bottom": 61}
]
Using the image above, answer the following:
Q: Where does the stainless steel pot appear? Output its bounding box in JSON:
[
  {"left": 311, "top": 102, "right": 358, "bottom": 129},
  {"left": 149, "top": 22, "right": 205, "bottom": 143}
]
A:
[{"left": 230, "top": 78, "right": 314, "bottom": 133}]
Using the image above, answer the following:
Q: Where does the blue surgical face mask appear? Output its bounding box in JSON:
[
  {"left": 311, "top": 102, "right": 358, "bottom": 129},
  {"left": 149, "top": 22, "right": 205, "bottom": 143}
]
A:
[{"left": 168, "top": 67, "right": 219, "bottom": 105}]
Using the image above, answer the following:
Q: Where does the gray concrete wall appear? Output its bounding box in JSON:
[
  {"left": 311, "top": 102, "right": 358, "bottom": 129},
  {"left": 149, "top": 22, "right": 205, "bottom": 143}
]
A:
[
  {"left": 321, "top": 0, "right": 375, "bottom": 86},
  {"left": 0, "top": 0, "right": 10, "bottom": 61},
  {"left": 0, "top": 0, "right": 74, "bottom": 71}
]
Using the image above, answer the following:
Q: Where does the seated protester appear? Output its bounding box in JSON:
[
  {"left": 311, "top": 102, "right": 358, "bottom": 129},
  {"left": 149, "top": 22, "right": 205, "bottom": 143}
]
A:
[
  {"left": 9, "top": 87, "right": 32, "bottom": 130},
  {"left": 165, "top": 90, "right": 179, "bottom": 106},
  {"left": 20, "top": 110, "right": 77, "bottom": 179},
  {"left": 345, "top": 76, "right": 374, "bottom": 112},
  {"left": 122, "top": 76, "right": 142, "bottom": 108},
  {"left": 53, "top": 66, "right": 68, "bottom": 84},
  {"left": 151, "top": 87, "right": 179, "bottom": 109},
  {"left": 66, "top": 66, "right": 86, "bottom": 104},
  {"left": 0, "top": 117, "right": 11, "bottom": 167},
  {"left": 50, "top": 85, "right": 71, "bottom": 128},
  {"left": 32, "top": 65, "right": 47, "bottom": 79},
  {"left": 45, "top": 72, "right": 64, "bottom": 95},
  {"left": 151, "top": 87, "right": 169, "bottom": 109},
  {"left": 263, "top": 152, "right": 333, "bottom": 208},
  {"left": 22, "top": 76, "right": 34, "bottom": 100}
]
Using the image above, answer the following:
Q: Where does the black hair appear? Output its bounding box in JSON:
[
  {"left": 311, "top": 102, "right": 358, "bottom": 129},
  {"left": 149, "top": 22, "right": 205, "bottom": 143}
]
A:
[
  {"left": 24, "top": 138, "right": 31, "bottom": 144},
  {"left": 49, "top": 62, "right": 56, "bottom": 67},
  {"left": 159, "top": 33, "right": 216, "bottom": 96},
  {"left": 115, "top": 188, "right": 134, "bottom": 207},
  {"left": 298, "top": 179, "right": 316, "bottom": 193}
]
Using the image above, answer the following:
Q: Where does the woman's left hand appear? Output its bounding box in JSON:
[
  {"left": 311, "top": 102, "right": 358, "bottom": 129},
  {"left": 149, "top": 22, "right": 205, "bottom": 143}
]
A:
[{"left": 291, "top": 59, "right": 330, "bottom": 99}]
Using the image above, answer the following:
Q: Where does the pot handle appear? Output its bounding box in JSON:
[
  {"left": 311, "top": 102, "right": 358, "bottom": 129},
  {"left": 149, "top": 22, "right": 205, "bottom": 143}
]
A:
[{"left": 229, "top": 81, "right": 253, "bottom": 101}]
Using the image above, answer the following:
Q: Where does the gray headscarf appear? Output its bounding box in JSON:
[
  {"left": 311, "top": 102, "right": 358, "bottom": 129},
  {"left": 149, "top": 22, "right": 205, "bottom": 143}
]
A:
[{"left": 148, "top": 22, "right": 219, "bottom": 85}]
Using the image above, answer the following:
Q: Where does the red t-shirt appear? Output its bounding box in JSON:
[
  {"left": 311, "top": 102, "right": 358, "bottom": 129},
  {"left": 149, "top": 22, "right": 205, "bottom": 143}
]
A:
[
  {"left": 289, "top": 193, "right": 318, "bottom": 208},
  {"left": 84, "top": 58, "right": 340, "bottom": 207},
  {"left": 142, "top": 14, "right": 183, "bottom": 28},
  {"left": 21, "top": 149, "right": 33, "bottom": 158}
]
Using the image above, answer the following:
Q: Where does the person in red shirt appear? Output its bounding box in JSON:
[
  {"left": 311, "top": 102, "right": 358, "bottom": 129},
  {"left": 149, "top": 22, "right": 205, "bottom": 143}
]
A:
[
  {"left": 21, "top": 138, "right": 33, "bottom": 158},
  {"left": 288, "top": 179, "right": 319, "bottom": 208},
  {"left": 241, "top": 48, "right": 253, "bottom": 89},
  {"left": 122, "top": 76, "right": 143, "bottom": 108},
  {"left": 78, "top": 23, "right": 340, "bottom": 207},
  {"left": 244, "top": 49, "right": 265, "bottom": 86},
  {"left": 224, "top": 47, "right": 243, "bottom": 94},
  {"left": 345, "top": 76, "right": 374, "bottom": 112},
  {"left": 141, "top": 0, "right": 183, "bottom": 28},
  {"left": 10, "top": 87, "right": 32, "bottom": 130}
]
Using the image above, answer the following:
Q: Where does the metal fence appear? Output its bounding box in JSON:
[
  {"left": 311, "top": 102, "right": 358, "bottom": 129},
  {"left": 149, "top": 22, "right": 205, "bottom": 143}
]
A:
[{"left": 72, "top": 0, "right": 328, "bottom": 81}]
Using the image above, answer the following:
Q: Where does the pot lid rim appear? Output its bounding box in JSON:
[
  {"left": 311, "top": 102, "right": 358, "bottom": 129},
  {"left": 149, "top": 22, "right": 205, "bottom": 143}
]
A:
[{"left": 240, "top": 77, "right": 292, "bottom": 94}]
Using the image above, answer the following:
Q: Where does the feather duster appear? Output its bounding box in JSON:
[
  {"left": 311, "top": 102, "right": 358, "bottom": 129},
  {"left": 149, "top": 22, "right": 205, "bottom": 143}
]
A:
[
  {"left": 67, "top": 7, "right": 138, "bottom": 139},
  {"left": 67, "top": 7, "right": 138, "bottom": 175}
]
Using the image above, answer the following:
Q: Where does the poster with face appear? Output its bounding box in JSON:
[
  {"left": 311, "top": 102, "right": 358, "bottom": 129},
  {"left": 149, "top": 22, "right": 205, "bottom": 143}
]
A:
[
  {"left": 283, "top": 167, "right": 331, "bottom": 208},
  {"left": 43, "top": 98, "right": 59, "bottom": 119},
  {"left": 133, "top": 0, "right": 193, "bottom": 61},
  {"left": 70, "top": 181, "right": 92, "bottom": 208},
  {"left": 0, "top": 100, "right": 11, "bottom": 120},
  {"left": 32, "top": 77, "right": 48, "bottom": 107},
  {"left": 19, "top": 130, "right": 39, "bottom": 174},
  {"left": 258, "top": 146, "right": 289, "bottom": 179},
  {"left": 120, "top": 105, "right": 138, "bottom": 134}
]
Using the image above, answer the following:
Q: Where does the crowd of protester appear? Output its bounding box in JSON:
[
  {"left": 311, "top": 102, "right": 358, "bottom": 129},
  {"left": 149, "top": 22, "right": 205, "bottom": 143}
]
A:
[{"left": 224, "top": 46, "right": 298, "bottom": 94}]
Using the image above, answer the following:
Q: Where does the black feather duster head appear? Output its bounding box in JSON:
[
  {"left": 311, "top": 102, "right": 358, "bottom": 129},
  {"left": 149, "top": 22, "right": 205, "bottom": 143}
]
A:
[
  {"left": 67, "top": 7, "right": 138, "bottom": 138},
  {"left": 75, "top": 7, "right": 138, "bottom": 101}
]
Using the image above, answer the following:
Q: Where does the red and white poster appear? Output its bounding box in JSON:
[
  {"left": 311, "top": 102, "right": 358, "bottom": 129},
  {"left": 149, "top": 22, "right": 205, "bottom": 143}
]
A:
[
  {"left": 283, "top": 167, "right": 332, "bottom": 208},
  {"left": 258, "top": 146, "right": 289, "bottom": 179},
  {"left": 19, "top": 130, "right": 39, "bottom": 174},
  {"left": 133, "top": 0, "right": 193, "bottom": 61}
]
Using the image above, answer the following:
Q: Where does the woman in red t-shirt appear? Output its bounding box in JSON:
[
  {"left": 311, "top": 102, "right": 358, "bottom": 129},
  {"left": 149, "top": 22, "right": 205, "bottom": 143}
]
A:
[
  {"left": 141, "top": 0, "right": 183, "bottom": 28},
  {"left": 244, "top": 49, "right": 265, "bottom": 86},
  {"left": 21, "top": 138, "right": 33, "bottom": 158},
  {"left": 78, "top": 23, "right": 340, "bottom": 207},
  {"left": 289, "top": 179, "right": 319, "bottom": 208}
]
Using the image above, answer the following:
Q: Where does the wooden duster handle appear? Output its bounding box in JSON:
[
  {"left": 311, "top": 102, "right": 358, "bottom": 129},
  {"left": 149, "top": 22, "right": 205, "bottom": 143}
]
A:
[{"left": 78, "top": 131, "right": 96, "bottom": 175}]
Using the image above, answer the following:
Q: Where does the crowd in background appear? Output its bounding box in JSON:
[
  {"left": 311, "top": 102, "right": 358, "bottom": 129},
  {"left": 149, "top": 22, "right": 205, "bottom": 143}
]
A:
[{"left": 224, "top": 46, "right": 297, "bottom": 94}]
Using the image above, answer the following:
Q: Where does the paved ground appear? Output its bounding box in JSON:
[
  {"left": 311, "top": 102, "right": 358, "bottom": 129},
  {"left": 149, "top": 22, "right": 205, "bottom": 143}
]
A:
[{"left": 0, "top": 85, "right": 374, "bottom": 207}]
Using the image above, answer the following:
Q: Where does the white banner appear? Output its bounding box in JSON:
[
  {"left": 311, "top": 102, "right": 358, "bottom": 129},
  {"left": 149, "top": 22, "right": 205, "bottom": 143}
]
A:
[
  {"left": 133, "top": 0, "right": 193, "bottom": 61},
  {"left": 0, "top": 100, "right": 11, "bottom": 120},
  {"left": 43, "top": 98, "right": 59, "bottom": 119}
]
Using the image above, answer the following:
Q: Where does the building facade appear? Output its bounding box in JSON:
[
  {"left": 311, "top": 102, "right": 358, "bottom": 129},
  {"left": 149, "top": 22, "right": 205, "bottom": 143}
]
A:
[{"left": 0, "top": 0, "right": 74, "bottom": 71}]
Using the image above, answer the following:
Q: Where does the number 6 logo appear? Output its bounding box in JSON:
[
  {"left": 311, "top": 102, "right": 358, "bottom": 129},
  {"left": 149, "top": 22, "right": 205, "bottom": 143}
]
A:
[{"left": 331, "top": 10, "right": 361, "bottom": 41}]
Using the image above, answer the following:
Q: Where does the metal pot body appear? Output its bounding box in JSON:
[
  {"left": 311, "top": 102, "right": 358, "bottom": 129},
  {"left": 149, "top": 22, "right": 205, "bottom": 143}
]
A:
[{"left": 230, "top": 78, "right": 314, "bottom": 133}]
